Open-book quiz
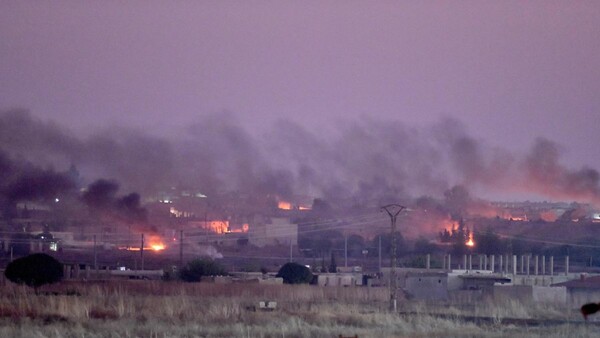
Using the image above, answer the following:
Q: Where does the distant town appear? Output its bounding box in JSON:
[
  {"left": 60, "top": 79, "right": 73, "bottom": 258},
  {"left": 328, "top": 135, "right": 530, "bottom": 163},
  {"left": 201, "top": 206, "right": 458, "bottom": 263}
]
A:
[{"left": 3, "top": 178, "right": 600, "bottom": 308}]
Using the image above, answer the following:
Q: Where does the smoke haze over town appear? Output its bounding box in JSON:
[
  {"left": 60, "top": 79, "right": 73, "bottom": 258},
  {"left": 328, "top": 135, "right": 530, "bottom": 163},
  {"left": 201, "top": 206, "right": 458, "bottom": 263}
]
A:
[
  {"left": 1, "top": 109, "right": 600, "bottom": 210},
  {"left": 1, "top": 1, "right": 600, "bottom": 248},
  {"left": 1, "top": 2, "right": 600, "bottom": 202}
]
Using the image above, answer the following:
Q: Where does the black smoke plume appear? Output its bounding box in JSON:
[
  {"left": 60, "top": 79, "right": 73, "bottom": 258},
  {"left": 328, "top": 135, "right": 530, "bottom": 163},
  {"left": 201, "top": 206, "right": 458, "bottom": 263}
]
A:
[
  {"left": 2, "top": 108, "right": 600, "bottom": 212},
  {"left": 523, "top": 138, "right": 600, "bottom": 204},
  {"left": 82, "top": 179, "right": 147, "bottom": 224},
  {"left": 82, "top": 179, "right": 119, "bottom": 209},
  {"left": 0, "top": 150, "right": 77, "bottom": 218}
]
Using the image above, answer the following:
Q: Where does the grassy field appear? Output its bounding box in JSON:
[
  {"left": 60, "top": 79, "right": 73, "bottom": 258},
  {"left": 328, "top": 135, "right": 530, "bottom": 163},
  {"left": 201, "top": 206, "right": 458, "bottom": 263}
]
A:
[{"left": 0, "top": 281, "right": 599, "bottom": 337}]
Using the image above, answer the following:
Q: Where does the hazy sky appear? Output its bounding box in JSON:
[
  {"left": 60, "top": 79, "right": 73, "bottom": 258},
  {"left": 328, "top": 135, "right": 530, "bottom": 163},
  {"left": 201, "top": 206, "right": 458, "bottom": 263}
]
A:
[{"left": 1, "top": 1, "right": 600, "bottom": 174}]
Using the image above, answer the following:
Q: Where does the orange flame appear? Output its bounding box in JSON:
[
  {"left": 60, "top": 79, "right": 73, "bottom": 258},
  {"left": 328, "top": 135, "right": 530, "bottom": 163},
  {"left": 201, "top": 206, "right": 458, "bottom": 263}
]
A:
[
  {"left": 225, "top": 223, "right": 249, "bottom": 233},
  {"left": 466, "top": 232, "right": 475, "bottom": 247},
  {"left": 278, "top": 201, "right": 292, "bottom": 210},
  {"left": 118, "top": 235, "right": 166, "bottom": 252},
  {"left": 150, "top": 243, "right": 166, "bottom": 251},
  {"left": 148, "top": 235, "right": 166, "bottom": 251},
  {"left": 198, "top": 220, "right": 249, "bottom": 234},
  {"left": 203, "top": 221, "right": 229, "bottom": 234}
]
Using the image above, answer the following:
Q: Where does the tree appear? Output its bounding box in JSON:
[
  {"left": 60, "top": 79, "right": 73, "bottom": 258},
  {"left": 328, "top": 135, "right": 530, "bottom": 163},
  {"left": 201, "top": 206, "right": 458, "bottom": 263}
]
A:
[
  {"left": 437, "top": 218, "right": 470, "bottom": 255},
  {"left": 329, "top": 252, "right": 337, "bottom": 272},
  {"left": 373, "top": 232, "right": 407, "bottom": 257},
  {"left": 179, "top": 258, "right": 227, "bottom": 282},
  {"left": 413, "top": 236, "right": 436, "bottom": 255},
  {"left": 347, "top": 234, "right": 365, "bottom": 257},
  {"left": 475, "top": 229, "right": 505, "bottom": 254},
  {"left": 5, "top": 253, "right": 63, "bottom": 292},
  {"left": 276, "top": 262, "right": 313, "bottom": 284}
]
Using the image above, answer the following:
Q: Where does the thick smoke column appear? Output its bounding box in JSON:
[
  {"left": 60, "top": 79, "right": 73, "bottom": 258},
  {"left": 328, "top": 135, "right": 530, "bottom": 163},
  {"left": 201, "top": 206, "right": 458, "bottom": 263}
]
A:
[
  {"left": 0, "top": 109, "right": 175, "bottom": 195},
  {"left": 262, "top": 117, "right": 450, "bottom": 204},
  {"left": 2, "top": 109, "right": 600, "bottom": 209},
  {"left": 0, "top": 150, "right": 76, "bottom": 218},
  {"left": 438, "top": 121, "right": 600, "bottom": 207},
  {"left": 82, "top": 179, "right": 119, "bottom": 209},
  {"left": 82, "top": 179, "right": 148, "bottom": 224},
  {"left": 523, "top": 138, "right": 600, "bottom": 204},
  {"left": 6, "top": 168, "right": 74, "bottom": 203}
]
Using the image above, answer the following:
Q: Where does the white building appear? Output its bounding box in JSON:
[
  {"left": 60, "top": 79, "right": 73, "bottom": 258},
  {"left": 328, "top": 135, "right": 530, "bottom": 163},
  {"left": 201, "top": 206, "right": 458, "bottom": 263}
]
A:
[{"left": 249, "top": 217, "right": 298, "bottom": 247}]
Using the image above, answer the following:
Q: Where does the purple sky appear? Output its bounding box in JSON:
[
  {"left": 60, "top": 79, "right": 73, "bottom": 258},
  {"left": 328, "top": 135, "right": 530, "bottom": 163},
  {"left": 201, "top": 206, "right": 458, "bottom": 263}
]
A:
[{"left": 1, "top": 1, "right": 600, "bottom": 201}]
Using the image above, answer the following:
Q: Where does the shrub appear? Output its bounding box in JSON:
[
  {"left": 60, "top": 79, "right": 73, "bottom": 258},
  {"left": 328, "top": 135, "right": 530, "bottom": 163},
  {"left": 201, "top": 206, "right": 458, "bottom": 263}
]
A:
[
  {"left": 179, "top": 258, "right": 227, "bottom": 282},
  {"left": 5, "top": 253, "right": 64, "bottom": 292},
  {"left": 276, "top": 262, "right": 313, "bottom": 284}
]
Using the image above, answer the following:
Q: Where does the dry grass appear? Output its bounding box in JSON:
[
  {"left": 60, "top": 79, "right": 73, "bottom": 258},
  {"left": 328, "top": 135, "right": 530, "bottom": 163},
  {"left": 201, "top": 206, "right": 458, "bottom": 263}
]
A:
[{"left": 0, "top": 281, "right": 598, "bottom": 337}]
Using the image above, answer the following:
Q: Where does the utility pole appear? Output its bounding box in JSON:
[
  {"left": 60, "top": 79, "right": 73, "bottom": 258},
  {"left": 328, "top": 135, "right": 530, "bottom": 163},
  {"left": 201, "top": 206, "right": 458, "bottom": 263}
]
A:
[
  {"left": 344, "top": 234, "right": 348, "bottom": 268},
  {"left": 179, "top": 230, "right": 184, "bottom": 268},
  {"left": 378, "top": 235, "right": 382, "bottom": 271},
  {"left": 381, "top": 204, "right": 406, "bottom": 313},
  {"left": 140, "top": 233, "right": 145, "bottom": 271},
  {"left": 93, "top": 235, "right": 97, "bottom": 272}
]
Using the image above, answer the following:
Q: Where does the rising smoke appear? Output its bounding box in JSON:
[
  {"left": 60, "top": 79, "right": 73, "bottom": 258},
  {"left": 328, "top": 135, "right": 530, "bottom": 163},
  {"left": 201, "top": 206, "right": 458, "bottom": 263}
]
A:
[
  {"left": 523, "top": 138, "right": 600, "bottom": 205},
  {"left": 0, "top": 148, "right": 149, "bottom": 227},
  {"left": 0, "top": 109, "right": 175, "bottom": 196},
  {"left": 2, "top": 109, "right": 600, "bottom": 216},
  {"left": 0, "top": 149, "right": 76, "bottom": 218},
  {"left": 82, "top": 179, "right": 148, "bottom": 225}
]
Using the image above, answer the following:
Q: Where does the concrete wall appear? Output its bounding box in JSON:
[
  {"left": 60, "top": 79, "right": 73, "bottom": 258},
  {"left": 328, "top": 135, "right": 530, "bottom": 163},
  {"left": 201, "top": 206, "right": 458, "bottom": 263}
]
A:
[
  {"left": 447, "top": 272, "right": 466, "bottom": 291},
  {"left": 567, "top": 289, "right": 600, "bottom": 308},
  {"left": 511, "top": 275, "right": 569, "bottom": 286},
  {"left": 494, "top": 285, "right": 566, "bottom": 304},
  {"left": 532, "top": 286, "right": 567, "bottom": 304},
  {"left": 448, "top": 289, "right": 484, "bottom": 303},
  {"left": 201, "top": 276, "right": 233, "bottom": 283},
  {"left": 257, "top": 277, "right": 283, "bottom": 285},
  {"left": 494, "top": 285, "right": 534, "bottom": 302},
  {"left": 405, "top": 275, "right": 448, "bottom": 301},
  {"left": 317, "top": 273, "right": 363, "bottom": 287}
]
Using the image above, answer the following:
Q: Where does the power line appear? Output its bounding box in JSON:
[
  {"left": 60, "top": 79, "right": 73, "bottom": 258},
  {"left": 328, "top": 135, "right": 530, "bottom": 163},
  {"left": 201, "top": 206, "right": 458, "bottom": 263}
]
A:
[
  {"left": 188, "top": 218, "right": 387, "bottom": 243},
  {"left": 473, "top": 229, "right": 600, "bottom": 249}
]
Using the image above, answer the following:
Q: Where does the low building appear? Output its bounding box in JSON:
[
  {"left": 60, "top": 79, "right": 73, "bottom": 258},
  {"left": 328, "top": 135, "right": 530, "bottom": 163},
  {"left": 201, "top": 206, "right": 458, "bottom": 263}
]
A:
[
  {"left": 552, "top": 274, "right": 600, "bottom": 307},
  {"left": 493, "top": 284, "right": 567, "bottom": 304},
  {"left": 379, "top": 268, "right": 512, "bottom": 301},
  {"left": 403, "top": 271, "right": 448, "bottom": 301},
  {"left": 226, "top": 272, "right": 284, "bottom": 284},
  {"left": 317, "top": 273, "right": 363, "bottom": 287},
  {"left": 458, "top": 274, "right": 511, "bottom": 291},
  {"left": 249, "top": 217, "right": 298, "bottom": 247}
]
